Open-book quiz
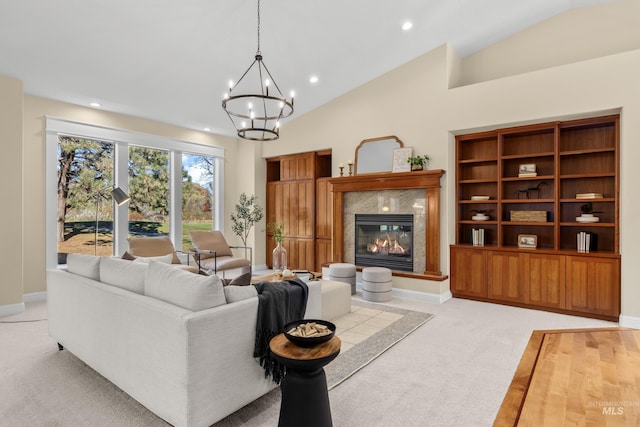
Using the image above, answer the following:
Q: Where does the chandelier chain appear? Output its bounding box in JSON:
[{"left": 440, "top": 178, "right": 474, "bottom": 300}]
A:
[{"left": 256, "top": 0, "right": 261, "bottom": 54}]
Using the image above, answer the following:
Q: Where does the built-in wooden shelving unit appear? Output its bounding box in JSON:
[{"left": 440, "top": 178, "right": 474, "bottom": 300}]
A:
[{"left": 451, "top": 115, "right": 620, "bottom": 321}]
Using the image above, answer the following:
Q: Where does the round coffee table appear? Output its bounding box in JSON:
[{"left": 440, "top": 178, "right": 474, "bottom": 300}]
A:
[{"left": 269, "top": 333, "right": 341, "bottom": 427}]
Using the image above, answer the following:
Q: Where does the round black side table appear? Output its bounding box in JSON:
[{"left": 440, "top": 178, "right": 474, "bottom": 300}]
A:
[{"left": 269, "top": 334, "right": 341, "bottom": 427}]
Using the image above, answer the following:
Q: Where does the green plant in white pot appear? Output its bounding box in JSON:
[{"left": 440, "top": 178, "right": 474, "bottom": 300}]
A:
[{"left": 407, "top": 154, "right": 430, "bottom": 171}]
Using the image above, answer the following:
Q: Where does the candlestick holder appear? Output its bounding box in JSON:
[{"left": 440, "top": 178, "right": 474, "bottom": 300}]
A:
[
  {"left": 339, "top": 166, "right": 344, "bottom": 177},
  {"left": 348, "top": 163, "right": 353, "bottom": 176}
]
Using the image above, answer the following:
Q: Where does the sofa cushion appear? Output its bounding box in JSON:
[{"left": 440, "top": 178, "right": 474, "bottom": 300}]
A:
[
  {"left": 145, "top": 260, "right": 226, "bottom": 311},
  {"left": 66, "top": 253, "right": 101, "bottom": 281},
  {"left": 224, "top": 285, "right": 258, "bottom": 303},
  {"left": 100, "top": 257, "right": 147, "bottom": 294}
]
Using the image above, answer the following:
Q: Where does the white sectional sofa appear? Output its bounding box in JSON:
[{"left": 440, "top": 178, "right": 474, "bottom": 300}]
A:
[{"left": 47, "top": 254, "right": 321, "bottom": 427}]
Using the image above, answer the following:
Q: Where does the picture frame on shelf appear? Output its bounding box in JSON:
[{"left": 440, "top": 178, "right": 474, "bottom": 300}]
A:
[
  {"left": 517, "top": 234, "right": 538, "bottom": 249},
  {"left": 392, "top": 147, "right": 412, "bottom": 173},
  {"left": 518, "top": 163, "right": 536, "bottom": 174},
  {"left": 518, "top": 163, "right": 537, "bottom": 177}
]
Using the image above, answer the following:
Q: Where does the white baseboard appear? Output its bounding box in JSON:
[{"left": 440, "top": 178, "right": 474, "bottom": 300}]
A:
[
  {"left": 0, "top": 302, "right": 25, "bottom": 317},
  {"left": 355, "top": 282, "right": 452, "bottom": 304},
  {"left": 391, "top": 287, "right": 453, "bottom": 304},
  {"left": 619, "top": 314, "right": 640, "bottom": 328},
  {"left": 24, "top": 292, "right": 47, "bottom": 303},
  {"left": 252, "top": 264, "right": 268, "bottom": 272}
]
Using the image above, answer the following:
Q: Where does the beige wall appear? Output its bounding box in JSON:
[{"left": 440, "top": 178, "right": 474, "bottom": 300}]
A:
[
  {"left": 263, "top": 0, "right": 640, "bottom": 319},
  {"left": 0, "top": 76, "right": 24, "bottom": 310}
]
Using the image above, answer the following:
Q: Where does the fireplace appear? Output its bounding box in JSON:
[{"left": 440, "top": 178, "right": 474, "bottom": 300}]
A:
[{"left": 355, "top": 214, "right": 413, "bottom": 272}]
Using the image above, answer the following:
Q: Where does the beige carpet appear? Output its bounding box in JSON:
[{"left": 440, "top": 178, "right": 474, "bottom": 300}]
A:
[
  {"left": 0, "top": 298, "right": 432, "bottom": 427},
  {"left": 0, "top": 294, "right": 615, "bottom": 426}
]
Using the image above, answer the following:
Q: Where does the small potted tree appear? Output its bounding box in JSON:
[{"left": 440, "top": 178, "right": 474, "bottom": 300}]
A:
[{"left": 230, "top": 193, "right": 264, "bottom": 247}]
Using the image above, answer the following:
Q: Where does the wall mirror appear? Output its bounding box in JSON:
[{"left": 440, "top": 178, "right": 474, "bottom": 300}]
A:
[{"left": 354, "top": 136, "right": 404, "bottom": 174}]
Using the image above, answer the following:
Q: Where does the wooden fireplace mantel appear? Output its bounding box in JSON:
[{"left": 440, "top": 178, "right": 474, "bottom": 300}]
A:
[{"left": 329, "top": 169, "right": 445, "bottom": 278}]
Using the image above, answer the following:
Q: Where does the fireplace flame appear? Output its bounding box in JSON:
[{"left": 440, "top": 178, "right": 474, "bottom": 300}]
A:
[{"left": 367, "top": 235, "right": 406, "bottom": 254}]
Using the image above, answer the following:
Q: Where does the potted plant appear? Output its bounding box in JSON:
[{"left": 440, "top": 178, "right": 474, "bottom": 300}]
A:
[
  {"left": 230, "top": 193, "right": 264, "bottom": 247},
  {"left": 407, "top": 154, "right": 430, "bottom": 171}
]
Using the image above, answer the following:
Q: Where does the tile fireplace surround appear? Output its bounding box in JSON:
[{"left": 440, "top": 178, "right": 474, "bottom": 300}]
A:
[
  {"left": 329, "top": 170, "right": 445, "bottom": 279},
  {"left": 344, "top": 190, "right": 425, "bottom": 273}
]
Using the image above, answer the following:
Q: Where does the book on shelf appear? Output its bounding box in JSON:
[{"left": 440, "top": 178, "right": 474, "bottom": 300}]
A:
[
  {"left": 518, "top": 172, "right": 537, "bottom": 178},
  {"left": 575, "top": 192, "right": 603, "bottom": 199},
  {"left": 470, "top": 228, "right": 485, "bottom": 246},
  {"left": 577, "top": 231, "right": 598, "bottom": 253}
]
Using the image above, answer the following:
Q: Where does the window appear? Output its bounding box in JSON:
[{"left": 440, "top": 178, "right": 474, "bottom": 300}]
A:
[
  {"left": 128, "top": 146, "right": 170, "bottom": 240},
  {"left": 46, "top": 118, "right": 225, "bottom": 268},
  {"left": 181, "top": 153, "right": 216, "bottom": 253},
  {"left": 56, "top": 137, "right": 115, "bottom": 260}
]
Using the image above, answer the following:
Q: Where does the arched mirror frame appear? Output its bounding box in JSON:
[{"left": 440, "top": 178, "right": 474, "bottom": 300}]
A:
[{"left": 354, "top": 135, "right": 403, "bottom": 175}]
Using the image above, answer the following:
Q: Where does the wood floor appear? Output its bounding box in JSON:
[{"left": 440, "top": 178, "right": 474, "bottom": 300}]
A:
[{"left": 494, "top": 328, "right": 640, "bottom": 426}]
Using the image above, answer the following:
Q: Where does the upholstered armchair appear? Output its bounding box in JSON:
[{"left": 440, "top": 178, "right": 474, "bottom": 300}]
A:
[
  {"left": 188, "top": 230, "right": 252, "bottom": 276},
  {"left": 126, "top": 235, "right": 199, "bottom": 273}
]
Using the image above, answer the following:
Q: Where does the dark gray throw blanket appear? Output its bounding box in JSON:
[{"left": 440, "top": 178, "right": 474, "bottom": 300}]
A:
[{"left": 252, "top": 278, "right": 309, "bottom": 384}]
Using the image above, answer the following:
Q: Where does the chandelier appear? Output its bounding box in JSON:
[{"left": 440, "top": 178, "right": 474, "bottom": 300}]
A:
[{"left": 222, "top": 0, "right": 294, "bottom": 141}]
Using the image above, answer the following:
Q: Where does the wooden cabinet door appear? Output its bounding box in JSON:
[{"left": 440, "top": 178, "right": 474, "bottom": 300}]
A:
[
  {"left": 315, "top": 239, "right": 332, "bottom": 272},
  {"left": 281, "top": 181, "right": 298, "bottom": 237},
  {"left": 450, "top": 247, "right": 486, "bottom": 298},
  {"left": 524, "top": 253, "right": 565, "bottom": 308},
  {"left": 286, "top": 238, "right": 315, "bottom": 271},
  {"left": 316, "top": 178, "right": 332, "bottom": 239},
  {"left": 566, "top": 256, "right": 620, "bottom": 317},
  {"left": 487, "top": 251, "right": 524, "bottom": 302},
  {"left": 266, "top": 182, "right": 280, "bottom": 225},
  {"left": 280, "top": 157, "right": 298, "bottom": 181},
  {"left": 295, "top": 180, "right": 315, "bottom": 238},
  {"left": 296, "top": 153, "right": 315, "bottom": 180}
]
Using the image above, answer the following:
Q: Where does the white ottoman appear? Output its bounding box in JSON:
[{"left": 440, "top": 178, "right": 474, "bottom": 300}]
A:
[
  {"left": 362, "top": 267, "right": 393, "bottom": 302},
  {"left": 319, "top": 279, "right": 351, "bottom": 320},
  {"left": 328, "top": 263, "right": 357, "bottom": 295}
]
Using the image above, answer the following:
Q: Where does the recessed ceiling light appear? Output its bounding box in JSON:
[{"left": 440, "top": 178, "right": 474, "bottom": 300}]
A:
[
  {"left": 309, "top": 75, "right": 319, "bottom": 84},
  {"left": 89, "top": 102, "right": 102, "bottom": 108},
  {"left": 402, "top": 21, "right": 413, "bottom": 31},
  {"left": 204, "top": 127, "right": 211, "bottom": 132}
]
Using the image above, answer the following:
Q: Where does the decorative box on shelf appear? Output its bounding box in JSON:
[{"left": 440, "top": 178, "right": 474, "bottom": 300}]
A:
[{"left": 510, "top": 210, "right": 547, "bottom": 222}]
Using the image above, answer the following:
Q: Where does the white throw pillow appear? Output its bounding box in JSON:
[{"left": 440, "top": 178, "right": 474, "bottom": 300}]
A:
[
  {"left": 133, "top": 253, "right": 174, "bottom": 264},
  {"left": 145, "top": 260, "right": 226, "bottom": 311},
  {"left": 224, "top": 285, "right": 258, "bottom": 303},
  {"left": 66, "top": 253, "right": 101, "bottom": 281},
  {"left": 100, "top": 257, "right": 147, "bottom": 294}
]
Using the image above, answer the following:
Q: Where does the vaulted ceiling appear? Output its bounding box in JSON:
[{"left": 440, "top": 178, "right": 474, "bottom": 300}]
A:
[{"left": 0, "top": 0, "right": 614, "bottom": 137}]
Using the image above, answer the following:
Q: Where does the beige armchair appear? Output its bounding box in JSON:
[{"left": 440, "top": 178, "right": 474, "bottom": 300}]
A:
[
  {"left": 126, "top": 235, "right": 199, "bottom": 273},
  {"left": 188, "top": 230, "right": 252, "bottom": 276}
]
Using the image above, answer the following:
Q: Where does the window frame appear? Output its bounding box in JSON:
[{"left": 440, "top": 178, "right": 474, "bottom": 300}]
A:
[{"left": 45, "top": 117, "right": 225, "bottom": 268}]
